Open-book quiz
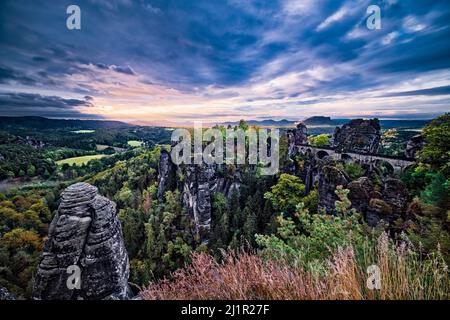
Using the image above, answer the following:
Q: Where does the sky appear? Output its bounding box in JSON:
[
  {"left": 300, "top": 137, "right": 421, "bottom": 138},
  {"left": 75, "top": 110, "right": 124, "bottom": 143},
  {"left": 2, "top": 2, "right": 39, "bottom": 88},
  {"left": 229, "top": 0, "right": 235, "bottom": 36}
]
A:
[{"left": 0, "top": 0, "right": 449, "bottom": 125}]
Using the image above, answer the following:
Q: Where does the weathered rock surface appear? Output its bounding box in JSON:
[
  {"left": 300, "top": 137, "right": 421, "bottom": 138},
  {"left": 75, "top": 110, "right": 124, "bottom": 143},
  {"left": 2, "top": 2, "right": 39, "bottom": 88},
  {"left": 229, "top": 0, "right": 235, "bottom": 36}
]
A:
[
  {"left": 405, "top": 134, "right": 426, "bottom": 159},
  {"left": 157, "top": 150, "right": 243, "bottom": 243},
  {"left": 351, "top": 178, "right": 409, "bottom": 227},
  {"left": 0, "top": 286, "right": 15, "bottom": 300},
  {"left": 318, "top": 165, "right": 410, "bottom": 227},
  {"left": 287, "top": 122, "right": 308, "bottom": 158},
  {"left": 347, "top": 177, "right": 375, "bottom": 214},
  {"left": 157, "top": 149, "right": 176, "bottom": 200},
  {"left": 32, "top": 182, "right": 131, "bottom": 300},
  {"left": 382, "top": 178, "right": 409, "bottom": 213},
  {"left": 318, "top": 166, "right": 349, "bottom": 213},
  {"left": 366, "top": 199, "right": 393, "bottom": 227},
  {"left": 333, "top": 119, "right": 381, "bottom": 154}
]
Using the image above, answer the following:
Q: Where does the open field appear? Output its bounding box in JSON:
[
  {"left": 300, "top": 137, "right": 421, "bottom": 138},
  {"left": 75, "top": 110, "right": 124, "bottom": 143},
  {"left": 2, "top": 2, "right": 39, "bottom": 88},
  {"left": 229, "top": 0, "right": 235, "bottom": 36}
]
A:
[
  {"left": 96, "top": 144, "right": 127, "bottom": 153},
  {"left": 71, "top": 130, "right": 95, "bottom": 134},
  {"left": 127, "top": 140, "right": 143, "bottom": 147},
  {"left": 56, "top": 154, "right": 107, "bottom": 166},
  {"left": 96, "top": 144, "right": 110, "bottom": 151}
]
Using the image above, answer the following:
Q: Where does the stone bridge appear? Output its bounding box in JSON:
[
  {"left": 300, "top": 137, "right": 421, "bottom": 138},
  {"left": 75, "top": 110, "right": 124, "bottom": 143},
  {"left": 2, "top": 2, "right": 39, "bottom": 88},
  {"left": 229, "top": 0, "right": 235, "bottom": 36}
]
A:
[{"left": 296, "top": 144, "right": 415, "bottom": 174}]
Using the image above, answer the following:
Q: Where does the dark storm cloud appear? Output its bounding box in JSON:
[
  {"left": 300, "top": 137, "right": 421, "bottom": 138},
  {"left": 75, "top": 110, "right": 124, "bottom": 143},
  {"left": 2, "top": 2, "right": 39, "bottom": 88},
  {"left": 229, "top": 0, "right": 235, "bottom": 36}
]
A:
[
  {"left": 0, "top": 92, "right": 93, "bottom": 109},
  {"left": 0, "top": 0, "right": 449, "bottom": 118},
  {"left": 0, "top": 92, "right": 97, "bottom": 118},
  {"left": 0, "top": 66, "right": 36, "bottom": 85},
  {"left": 111, "top": 65, "right": 136, "bottom": 75},
  {"left": 381, "top": 85, "right": 450, "bottom": 97}
]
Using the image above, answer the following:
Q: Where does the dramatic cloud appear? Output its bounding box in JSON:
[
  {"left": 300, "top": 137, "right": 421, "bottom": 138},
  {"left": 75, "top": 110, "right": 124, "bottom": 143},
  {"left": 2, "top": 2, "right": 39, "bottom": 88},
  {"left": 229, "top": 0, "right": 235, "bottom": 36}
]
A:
[
  {"left": 0, "top": 0, "right": 449, "bottom": 123},
  {"left": 380, "top": 85, "right": 450, "bottom": 97},
  {"left": 0, "top": 92, "right": 97, "bottom": 118}
]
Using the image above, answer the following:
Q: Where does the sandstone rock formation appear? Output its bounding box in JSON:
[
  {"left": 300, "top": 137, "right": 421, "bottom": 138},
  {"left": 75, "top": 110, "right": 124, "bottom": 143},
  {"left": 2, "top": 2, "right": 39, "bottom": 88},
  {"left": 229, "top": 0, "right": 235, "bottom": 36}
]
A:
[
  {"left": 347, "top": 177, "right": 375, "bottom": 214},
  {"left": 382, "top": 178, "right": 409, "bottom": 213},
  {"left": 287, "top": 122, "right": 308, "bottom": 158},
  {"left": 350, "top": 178, "right": 409, "bottom": 227},
  {"left": 157, "top": 149, "right": 176, "bottom": 200},
  {"left": 318, "top": 164, "right": 410, "bottom": 227},
  {"left": 333, "top": 119, "right": 381, "bottom": 154},
  {"left": 32, "top": 182, "right": 131, "bottom": 300},
  {"left": 318, "top": 165, "right": 349, "bottom": 213},
  {"left": 405, "top": 134, "right": 426, "bottom": 159},
  {"left": 157, "top": 148, "right": 243, "bottom": 243},
  {"left": 0, "top": 286, "right": 15, "bottom": 300}
]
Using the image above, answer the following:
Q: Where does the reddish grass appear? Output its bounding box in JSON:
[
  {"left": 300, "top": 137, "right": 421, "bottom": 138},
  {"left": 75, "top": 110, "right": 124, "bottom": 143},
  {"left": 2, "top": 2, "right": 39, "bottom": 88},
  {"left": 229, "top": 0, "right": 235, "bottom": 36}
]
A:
[{"left": 140, "top": 236, "right": 449, "bottom": 300}]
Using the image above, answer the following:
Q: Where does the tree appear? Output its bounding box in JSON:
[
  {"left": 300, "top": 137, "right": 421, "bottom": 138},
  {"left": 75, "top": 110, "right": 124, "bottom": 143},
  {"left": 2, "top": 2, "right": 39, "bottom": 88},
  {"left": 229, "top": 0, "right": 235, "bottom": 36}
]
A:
[
  {"left": 335, "top": 186, "right": 356, "bottom": 217},
  {"left": 264, "top": 173, "right": 305, "bottom": 213},
  {"left": 343, "top": 163, "right": 364, "bottom": 180},
  {"left": 238, "top": 119, "right": 249, "bottom": 131},
  {"left": 212, "top": 193, "right": 230, "bottom": 246},
  {"left": 243, "top": 207, "right": 257, "bottom": 246},
  {"left": 26, "top": 165, "right": 36, "bottom": 177},
  {"left": 255, "top": 201, "right": 366, "bottom": 270},
  {"left": 119, "top": 208, "right": 145, "bottom": 258},
  {"left": 419, "top": 113, "right": 450, "bottom": 176},
  {"left": 420, "top": 172, "right": 450, "bottom": 209},
  {"left": 229, "top": 190, "right": 242, "bottom": 232},
  {"left": 308, "top": 134, "right": 330, "bottom": 147}
]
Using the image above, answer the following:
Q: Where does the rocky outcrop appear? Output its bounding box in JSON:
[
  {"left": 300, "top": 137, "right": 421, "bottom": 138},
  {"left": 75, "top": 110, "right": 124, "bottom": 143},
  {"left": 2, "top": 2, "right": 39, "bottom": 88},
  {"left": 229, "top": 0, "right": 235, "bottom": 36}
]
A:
[
  {"left": 182, "top": 164, "right": 214, "bottom": 242},
  {"left": 157, "top": 149, "right": 176, "bottom": 200},
  {"left": 0, "top": 286, "right": 15, "bottom": 300},
  {"left": 157, "top": 151, "right": 243, "bottom": 243},
  {"left": 405, "top": 134, "right": 426, "bottom": 159},
  {"left": 382, "top": 178, "right": 409, "bottom": 213},
  {"left": 318, "top": 165, "right": 410, "bottom": 226},
  {"left": 349, "top": 178, "right": 409, "bottom": 227},
  {"left": 32, "top": 182, "right": 131, "bottom": 300},
  {"left": 366, "top": 199, "right": 393, "bottom": 227},
  {"left": 333, "top": 119, "right": 381, "bottom": 154},
  {"left": 318, "top": 166, "right": 349, "bottom": 213},
  {"left": 347, "top": 177, "right": 375, "bottom": 214},
  {"left": 182, "top": 163, "right": 243, "bottom": 242},
  {"left": 287, "top": 122, "right": 308, "bottom": 158}
]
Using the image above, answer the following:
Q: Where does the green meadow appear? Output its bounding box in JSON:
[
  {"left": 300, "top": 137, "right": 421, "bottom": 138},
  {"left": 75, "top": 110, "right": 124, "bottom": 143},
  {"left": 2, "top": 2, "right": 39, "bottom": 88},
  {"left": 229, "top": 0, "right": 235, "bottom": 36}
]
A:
[{"left": 56, "top": 154, "right": 107, "bottom": 166}]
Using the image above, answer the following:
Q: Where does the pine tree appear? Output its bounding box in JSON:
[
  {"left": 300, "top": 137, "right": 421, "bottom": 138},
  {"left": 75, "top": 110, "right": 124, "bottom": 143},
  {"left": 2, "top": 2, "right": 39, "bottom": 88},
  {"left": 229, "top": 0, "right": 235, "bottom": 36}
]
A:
[{"left": 243, "top": 206, "right": 257, "bottom": 246}]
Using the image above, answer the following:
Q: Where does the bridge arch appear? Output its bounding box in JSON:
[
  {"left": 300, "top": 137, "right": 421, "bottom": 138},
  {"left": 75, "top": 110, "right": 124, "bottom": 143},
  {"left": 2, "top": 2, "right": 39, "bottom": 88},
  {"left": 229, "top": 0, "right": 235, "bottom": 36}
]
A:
[
  {"left": 341, "top": 153, "right": 353, "bottom": 162},
  {"left": 316, "top": 150, "right": 330, "bottom": 159},
  {"left": 374, "top": 159, "right": 395, "bottom": 176}
]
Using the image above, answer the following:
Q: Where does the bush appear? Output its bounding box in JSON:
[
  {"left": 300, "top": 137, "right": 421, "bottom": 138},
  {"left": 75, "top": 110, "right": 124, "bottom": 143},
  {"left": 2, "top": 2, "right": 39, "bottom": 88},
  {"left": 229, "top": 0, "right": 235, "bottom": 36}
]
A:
[
  {"left": 308, "top": 134, "right": 330, "bottom": 147},
  {"left": 344, "top": 163, "right": 364, "bottom": 180}
]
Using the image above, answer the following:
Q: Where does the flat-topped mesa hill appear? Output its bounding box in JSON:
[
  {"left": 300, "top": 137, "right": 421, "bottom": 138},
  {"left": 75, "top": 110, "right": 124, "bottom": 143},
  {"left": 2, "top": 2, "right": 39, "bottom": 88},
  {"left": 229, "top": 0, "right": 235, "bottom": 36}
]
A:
[
  {"left": 32, "top": 182, "right": 131, "bottom": 300},
  {"left": 302, "top": 116, "right": 336, "bottom": 126}
]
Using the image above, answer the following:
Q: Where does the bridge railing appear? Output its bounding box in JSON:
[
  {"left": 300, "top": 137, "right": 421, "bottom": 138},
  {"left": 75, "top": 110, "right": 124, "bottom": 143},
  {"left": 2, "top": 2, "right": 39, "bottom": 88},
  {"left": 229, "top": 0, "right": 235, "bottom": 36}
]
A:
[{"left": 296, "top": 144, "right": 415, "bottom": 162}]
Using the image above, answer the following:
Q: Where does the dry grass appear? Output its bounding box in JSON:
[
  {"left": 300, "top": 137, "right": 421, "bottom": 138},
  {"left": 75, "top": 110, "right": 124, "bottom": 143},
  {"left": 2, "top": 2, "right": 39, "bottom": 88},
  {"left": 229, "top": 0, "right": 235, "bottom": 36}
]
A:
[{"left": 141, "top": 234, "right": 449, "bottom": 300}]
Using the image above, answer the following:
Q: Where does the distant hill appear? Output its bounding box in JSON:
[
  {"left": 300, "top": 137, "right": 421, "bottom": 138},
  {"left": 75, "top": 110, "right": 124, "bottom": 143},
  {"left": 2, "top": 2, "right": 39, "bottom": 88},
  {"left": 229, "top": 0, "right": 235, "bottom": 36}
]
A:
[
  {"left": 302, "top": 116, "right": 336, "bottom": 126},
  {"left": 222, "top": 119, "right": 295, "bottom": 127},
  {"left": 0, "top": 116, "right": 131, "bottom": 130}
]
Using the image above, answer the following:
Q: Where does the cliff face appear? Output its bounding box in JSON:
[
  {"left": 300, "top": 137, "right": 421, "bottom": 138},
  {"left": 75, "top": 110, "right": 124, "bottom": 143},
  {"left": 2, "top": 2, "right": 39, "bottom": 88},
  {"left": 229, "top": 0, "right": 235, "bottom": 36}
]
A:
[
  {"left": 405, "top": 134, "right": 426, "bottom": 159},
  {"left": 333, "top": 119, "right": 381, "bottom": 154},
  {"left": 287, "top": 122, "right": 308, "bottom": 159},
  {"left": 318, "top": 165, "right": 350, "bottom": 212},
  {"left": 285, "top": 119, "right": 410, "bottom": 226},
  {"left": 317, "top": 165, "right": 409, "bottom": 226},
  {"left": 33, "top": 182, "right": 131, "bottom": 300},
  {"left": 158, "top": 150, "right": 242, "bottom": 243}
]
